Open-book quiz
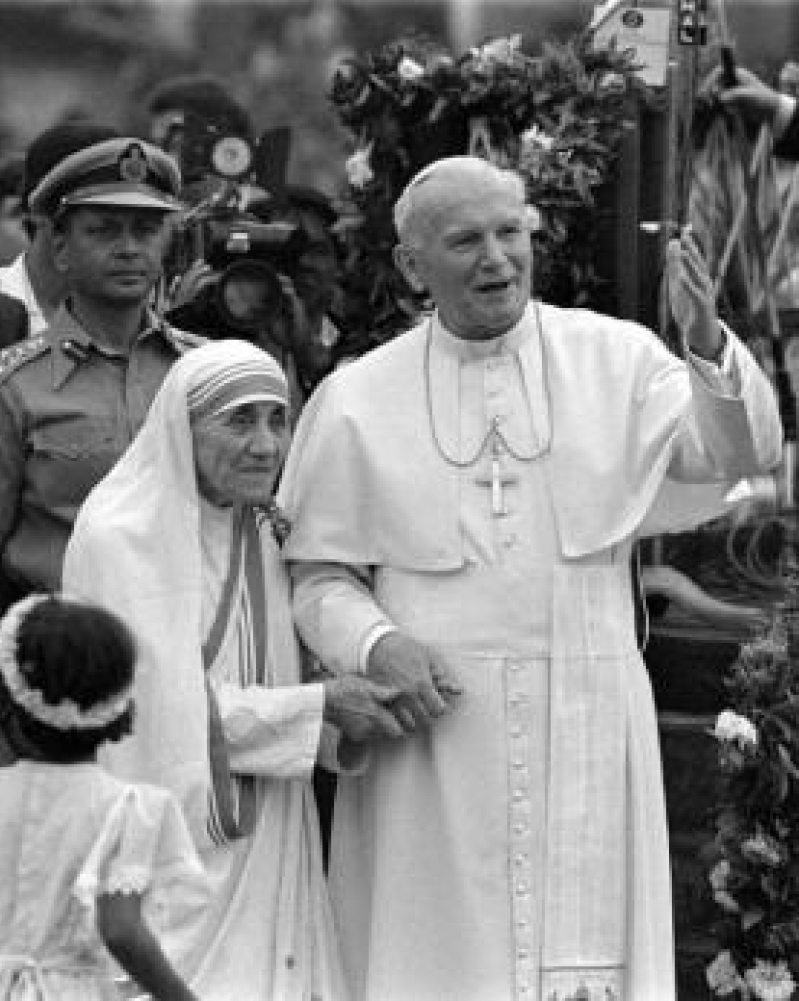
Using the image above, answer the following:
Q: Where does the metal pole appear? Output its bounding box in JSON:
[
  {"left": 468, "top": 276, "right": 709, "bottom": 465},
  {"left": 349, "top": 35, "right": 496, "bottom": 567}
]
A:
[{"left": 448, "top": 0, "right": 483, "bottom": 52}]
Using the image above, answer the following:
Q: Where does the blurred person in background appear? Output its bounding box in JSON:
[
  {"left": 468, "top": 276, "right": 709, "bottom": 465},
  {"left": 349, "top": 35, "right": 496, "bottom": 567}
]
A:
[
  {"left": 0, "top": 124, "right": 198, "bottom": 613},
  {"left": 0, "top": 126, "right": 99, "bottom": 337},
  {"left": 704, "top": 60, "right": 799, "bottom": 159},
  {"left": 0, "top": 120, "right": 124, "bottom": 337},
  {"left": 0, "top": 152, "right": 38, "bottom": 348},
  {"left": 145, "top": 72, "right": 255, "bottom": 206},
  {"left": 0, "top": 152, "right": 27, "bottom": 266}
]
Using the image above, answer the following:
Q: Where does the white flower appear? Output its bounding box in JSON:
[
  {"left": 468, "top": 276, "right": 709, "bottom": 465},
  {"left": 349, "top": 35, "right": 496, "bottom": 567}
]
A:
[
  {"left": 709, "top": 859, "right": 731, "bottom": 891},
  {"left": 520, "top": 125, "right": 554, "bottom": 153},
  {"left": 741, "top": 832, "right": 783, "bottom": 867},
  {"left": 471, "top": 34, "right": 522, "bottom": 65},
  {"left": 525, "top": 205, "right": 543, "bottom": 233},
  {"left": 714, "top": 709, "right": 759, "bottom": 749},
  {"left": 712, "top": 889, "right": 741, "bottom": 913},
  {"left": 345, "top": 143, "right": 374, "bottom": 189},
  {"left": 708, "top": 862, "right": 741, "bottom": 913},
  {"left": 397, "top": 56, "right": 425, "bottom": 82},
  {"left": 744, "top": 958, "right": 796, "bottom": 1001},
  {"left": 706, "top": 950, "right": 744, "bottom": 996},
  {"left": 598, "top": 70, "right": 627, "bottom": 94}
]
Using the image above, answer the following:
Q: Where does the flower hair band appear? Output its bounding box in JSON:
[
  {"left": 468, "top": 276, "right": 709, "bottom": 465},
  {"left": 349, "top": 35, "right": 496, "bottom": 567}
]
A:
[{"left": 0, "top": 594, "right": 133, "bottom": 731}]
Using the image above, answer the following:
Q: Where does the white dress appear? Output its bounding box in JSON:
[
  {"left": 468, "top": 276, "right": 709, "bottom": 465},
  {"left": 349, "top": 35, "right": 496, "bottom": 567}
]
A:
[{"left": 0, "top": 760, "right": 206, "bottom": 1001}]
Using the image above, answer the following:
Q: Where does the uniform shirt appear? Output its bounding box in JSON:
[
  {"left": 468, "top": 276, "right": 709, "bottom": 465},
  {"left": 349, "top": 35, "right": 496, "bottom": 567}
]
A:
[{"left": 0, "top": 302, "right": 200, "bottom": 594}]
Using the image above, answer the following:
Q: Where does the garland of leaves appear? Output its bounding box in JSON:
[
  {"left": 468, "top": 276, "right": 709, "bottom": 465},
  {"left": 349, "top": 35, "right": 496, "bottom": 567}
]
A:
[
  {"left": 328, "top": 29, "right": 649, "bottom": 355},
  {"left": 705, "top": 565, "right": 799, "bottom": 1000}
]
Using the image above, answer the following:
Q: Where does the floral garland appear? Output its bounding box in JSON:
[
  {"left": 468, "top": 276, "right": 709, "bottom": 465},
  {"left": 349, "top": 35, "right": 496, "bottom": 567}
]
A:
[
  {"left": 328, "top": 29, "right": 649, "bottom": 355},
  {"left": 705, "top": 576, "right": 799, "bottom": 1000}
]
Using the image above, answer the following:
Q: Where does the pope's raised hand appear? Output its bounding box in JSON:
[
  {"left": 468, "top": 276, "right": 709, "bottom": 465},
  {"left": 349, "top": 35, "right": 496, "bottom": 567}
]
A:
[
  {"left": 665, "top": 225, "right": 724, "bottom": 361},
  {"left": 367, "top": 630, "right": 462, "bottom": 733}
]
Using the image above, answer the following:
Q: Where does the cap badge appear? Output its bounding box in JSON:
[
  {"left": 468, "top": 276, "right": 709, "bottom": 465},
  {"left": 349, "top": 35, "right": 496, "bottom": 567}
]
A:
[
  {"left": 210, "top": 136, "right": 253, "bottom": 179},
  {"left": 118, "top": 144, "right": 149, "bottom": 184}
]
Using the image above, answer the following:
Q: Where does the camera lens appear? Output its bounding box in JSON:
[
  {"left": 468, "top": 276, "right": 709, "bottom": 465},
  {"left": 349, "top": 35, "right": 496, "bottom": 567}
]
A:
[{"left": 217, "top": 260, "right": 284, "bottom": 330}]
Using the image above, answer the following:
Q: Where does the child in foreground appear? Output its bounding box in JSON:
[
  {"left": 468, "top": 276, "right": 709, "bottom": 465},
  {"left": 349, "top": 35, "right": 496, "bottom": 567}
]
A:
[{"left": 0, "top": 593, "right": 208, "bottom": 1001}]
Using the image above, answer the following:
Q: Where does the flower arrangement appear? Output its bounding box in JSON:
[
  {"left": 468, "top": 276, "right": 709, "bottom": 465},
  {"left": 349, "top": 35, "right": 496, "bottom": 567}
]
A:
[
  {"left": 705, "top": 574, "right": 799, "bottom": 999},
  {"left": 328, "top": 29, "right": 649, "bottom": 355}
]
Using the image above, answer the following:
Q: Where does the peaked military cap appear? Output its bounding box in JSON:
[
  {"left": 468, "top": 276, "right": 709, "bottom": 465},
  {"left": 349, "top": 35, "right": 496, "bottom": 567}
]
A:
[{"left": 27, "top": 133, "right": 182, "bottom": 217}]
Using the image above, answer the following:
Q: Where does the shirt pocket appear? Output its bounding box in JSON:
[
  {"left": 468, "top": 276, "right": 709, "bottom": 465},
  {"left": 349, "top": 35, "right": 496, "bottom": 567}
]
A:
[
  {"left": 30, "top": 418, "right": 120, "bottom": 460},
  {"left": 29, "top": 418, "right": 124, "bottom": 508}
]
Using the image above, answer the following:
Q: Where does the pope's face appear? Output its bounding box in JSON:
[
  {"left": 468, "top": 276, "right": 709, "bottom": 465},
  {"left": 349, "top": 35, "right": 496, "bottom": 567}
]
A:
[
  {"left": 396, "top": 177, "right": 532, "bottom": 341},
  {"left": 191, "top": 399, "right": 291, "bottom": 508}
]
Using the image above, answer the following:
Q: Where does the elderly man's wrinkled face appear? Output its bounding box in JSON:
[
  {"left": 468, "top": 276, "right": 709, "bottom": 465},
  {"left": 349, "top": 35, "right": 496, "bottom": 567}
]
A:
[
  {"left": 192, "top": 400, "right": 290, "bottom": 508},
  {"left": 395, "top": 172, "right": 532, "bottom": 341}
]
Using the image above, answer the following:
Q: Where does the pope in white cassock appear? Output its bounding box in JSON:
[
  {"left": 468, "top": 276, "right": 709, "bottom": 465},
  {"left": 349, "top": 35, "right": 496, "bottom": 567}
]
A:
[{"left": 277, "top": 156, "right": 783, "bottom": 1001}]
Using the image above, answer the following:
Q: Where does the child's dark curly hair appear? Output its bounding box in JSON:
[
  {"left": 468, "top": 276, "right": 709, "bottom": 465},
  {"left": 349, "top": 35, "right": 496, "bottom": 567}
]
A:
[{"left": 0, "top": 595, "right": 136, "bottom": 763}]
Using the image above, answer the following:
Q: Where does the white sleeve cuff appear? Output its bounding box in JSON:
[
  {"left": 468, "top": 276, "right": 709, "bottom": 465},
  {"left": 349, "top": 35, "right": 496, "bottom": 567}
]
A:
[
  {"left": 775, "top": 93, "right": 797, "bottom": 139},
  {"left": 688, "top": 329, "right": 740, "bottom": 394},
  {"left": 358, "top": 622, "right": 398, "bottom": 673}
]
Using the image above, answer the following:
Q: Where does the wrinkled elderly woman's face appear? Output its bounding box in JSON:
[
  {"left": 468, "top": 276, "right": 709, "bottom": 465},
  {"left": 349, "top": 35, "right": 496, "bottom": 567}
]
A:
[{"left": 191, "top": 399, "right": 291, "bottom": 507}]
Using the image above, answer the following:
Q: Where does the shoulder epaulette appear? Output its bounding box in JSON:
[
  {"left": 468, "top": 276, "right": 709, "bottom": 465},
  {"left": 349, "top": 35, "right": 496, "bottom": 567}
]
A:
[
  {"left": 0, "top": 336, "right": 49, "bottom": 384},
  {"left": 162, "top": 324, "right": 207, "bottom": 354}
]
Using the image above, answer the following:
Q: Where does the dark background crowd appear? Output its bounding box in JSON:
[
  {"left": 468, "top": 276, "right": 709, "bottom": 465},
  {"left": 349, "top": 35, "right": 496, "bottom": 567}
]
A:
[{"left": 0, "top": 0, "right": 797, "bottom": 195}]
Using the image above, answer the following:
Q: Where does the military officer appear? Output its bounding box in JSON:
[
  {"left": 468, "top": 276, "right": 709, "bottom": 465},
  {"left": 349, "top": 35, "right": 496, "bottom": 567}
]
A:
[{"left": 0, "top": 125, "right": 201, "bottom": 609}]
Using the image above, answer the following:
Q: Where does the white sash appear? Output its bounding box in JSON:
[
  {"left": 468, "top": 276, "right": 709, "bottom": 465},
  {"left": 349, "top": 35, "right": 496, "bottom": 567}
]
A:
[{"left": 541, "top": 564, "right": 633, "bottom": 999}]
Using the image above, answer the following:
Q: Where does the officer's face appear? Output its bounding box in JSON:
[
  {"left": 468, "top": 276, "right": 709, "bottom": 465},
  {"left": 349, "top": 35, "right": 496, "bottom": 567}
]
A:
[{"left": 54, "top": 207, "right": 172, "bottom": 305}]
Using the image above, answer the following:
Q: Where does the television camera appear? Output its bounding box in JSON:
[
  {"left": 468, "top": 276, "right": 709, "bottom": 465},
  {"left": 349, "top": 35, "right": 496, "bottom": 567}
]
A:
[{"left": 165, "top": 117, "right": 342, "bottom": 394}]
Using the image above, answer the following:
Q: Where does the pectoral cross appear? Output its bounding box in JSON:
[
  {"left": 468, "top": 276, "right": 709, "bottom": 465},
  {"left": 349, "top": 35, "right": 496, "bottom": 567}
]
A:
[{"left": 476, "top": 443, "right": 517, "bottom": 517}]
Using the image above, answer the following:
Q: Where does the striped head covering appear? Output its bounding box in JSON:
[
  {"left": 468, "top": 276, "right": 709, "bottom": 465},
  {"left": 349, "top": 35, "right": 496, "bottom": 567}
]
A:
[{"left": 186, "top": 343, "right": 289, "bottom": 422}]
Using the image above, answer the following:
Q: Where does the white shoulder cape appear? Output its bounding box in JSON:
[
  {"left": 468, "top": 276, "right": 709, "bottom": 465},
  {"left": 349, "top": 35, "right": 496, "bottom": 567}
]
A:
[{"left": 279, "top": 302, "right": 775, "bottom": 566}]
